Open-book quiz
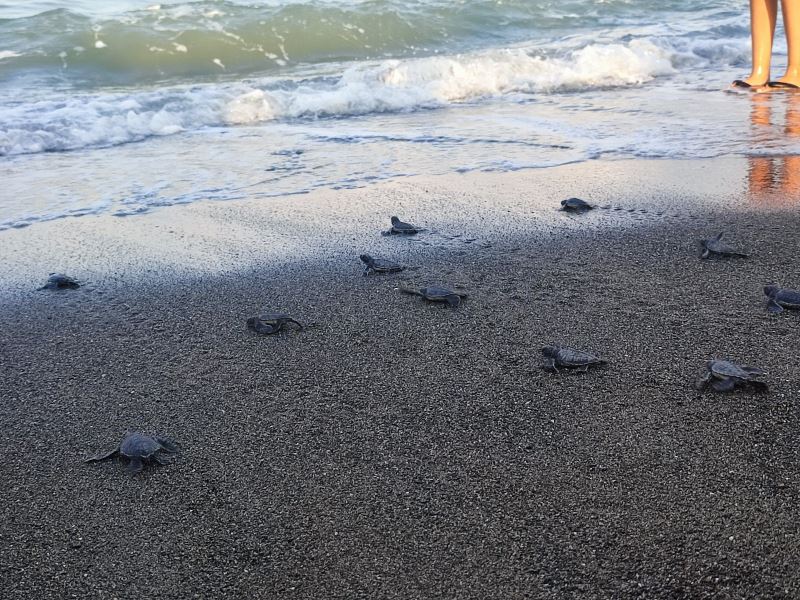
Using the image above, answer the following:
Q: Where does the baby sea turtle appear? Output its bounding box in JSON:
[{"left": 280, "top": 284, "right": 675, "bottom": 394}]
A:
[
  {"left": 400, "top": 286, "right": 467, "bottom": 308},
  {"left": 84, "top": 432, "right": 179, "bottom": 474},
  {"left": 360, "top": 254, "right": 405, "bottom": 276},
  {"left": 764, "top": 285, "right": 800, "bottom": 313},
  {"left": 388, "top": 216, "right": 425, "bottom": 234},
  {"left": 247, "top": 312, "right": 303, "bottom": 334},
  {"left": 694, "top": 359, "right": 767, "bottom": 392},
  {"left": 560, "top": 198, "right": 594, "bottom": 212},
  {"left": 39, "top": 273, "right": 80, "bottom": 290},
  {"left": 542, "top": 345, "right": 605, "bottom": 372},
  {"left": 699, "top": 232, "right": 748, "bottom": 259}
]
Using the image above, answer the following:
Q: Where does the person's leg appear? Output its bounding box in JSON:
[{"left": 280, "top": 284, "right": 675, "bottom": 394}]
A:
[
  {"left": 773, "top": 0, "right": 800, "bottom": 86},
  {"left": 738, "top": 0, "right": 779, "bottom": 86}
]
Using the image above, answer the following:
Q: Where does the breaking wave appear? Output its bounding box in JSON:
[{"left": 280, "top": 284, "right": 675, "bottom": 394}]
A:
[{"left": 0, "top": 37, "right": 704, "bottom": 156}]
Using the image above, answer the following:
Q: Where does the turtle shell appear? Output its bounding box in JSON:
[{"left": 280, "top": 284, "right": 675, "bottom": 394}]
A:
[
  {"left": 421, "top": 286, "right": 460, "bottom": 299},
  {"left": 362, "top": 255, "right": 403, "bottom": 272},
  {"left": 561, "top": 198, "right": 593, "bottom": 211},
  {"left": 373, "top": 259, "right": 401, "bottom": 271},
  {"left": 705, "top": 239, "right": 735, "bottom": 254},
  {"left": 546, "top": 345, "right": 603, "bottom": 366},
  {"left": 256, "top": 312, "right": 292, "bottom": 323},
  {"left": 390, "top": 216, "right": 421, "bottom": 233},
  {"left": 700, "top": 233, "right": 747, "bottom": 257},
  {"left": 41, "top": 273, "right": 80, "bottom": 290},
  {"left": 119, "top": 433, "right": 164, "bottom": 459},
  {"left": 708, "top": 360, "right": 762, "bottom": 380},
  {"left": 775, "top": 289, "right": 800, "bottom": 308}
]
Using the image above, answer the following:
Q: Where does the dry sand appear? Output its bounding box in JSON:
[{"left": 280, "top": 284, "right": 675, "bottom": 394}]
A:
[{"left": 1, "top": 158, "right": 799, "bottom": 599}]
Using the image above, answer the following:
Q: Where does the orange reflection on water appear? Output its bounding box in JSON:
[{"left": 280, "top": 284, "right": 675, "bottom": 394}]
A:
[{"left": 748, "top": 94, "right": 800, "bottom": 204}]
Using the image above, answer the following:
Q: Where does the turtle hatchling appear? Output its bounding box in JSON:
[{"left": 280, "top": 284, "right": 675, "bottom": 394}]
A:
[
  {"left": 560, "top": 197, "right": 594, "bottom": 212},
  {"left": 764, "top": 285, "right": 800, "bottom": 313},
  {"left": 387, "top": 216, "right": 425, "bottom": 234},
  {"left": 694, "top": 359, "right": 767, "bottom": 392},
  {"left": 247, "top": 312, "right": 303, "bottom": 334},
  {"left": 542, "top": 345, "right": 606, "bottom": 372},
  {"left": 39, "top": 273, "right": 80, "bottom": 290},
  {"left": 699, "top": 232, "right": 748, "bottom": 259},
  {"left": 84, "top": 432, "right": 179, "bottom": 474},
  {"left": 400, "top": 286, "right": 467, "bottom": 308},
  {"left": 360, "top": 254, "right": 405, "bottom": 276}
]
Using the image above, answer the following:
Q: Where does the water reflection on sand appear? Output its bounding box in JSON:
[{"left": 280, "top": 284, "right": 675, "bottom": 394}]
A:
[{"left": 748, "top": 94, "right": 800, "bottom": 203}]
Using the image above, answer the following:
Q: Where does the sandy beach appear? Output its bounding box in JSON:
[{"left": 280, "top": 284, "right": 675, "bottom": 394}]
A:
[{"left": 1, "top": 157, "right": 799, "bottom": 599}]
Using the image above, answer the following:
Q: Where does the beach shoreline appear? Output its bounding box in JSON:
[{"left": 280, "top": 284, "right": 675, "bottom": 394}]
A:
[
  {"left": 0, "top": 156, "right": 793, "bottom": 296},
  {"left": 1, "top": 157, "right": 799, "bottom": 598}
]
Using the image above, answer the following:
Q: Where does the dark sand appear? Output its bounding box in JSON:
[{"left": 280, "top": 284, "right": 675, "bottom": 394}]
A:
[{"left": 1, "top": 158, "right": 799, "bottom": 599}]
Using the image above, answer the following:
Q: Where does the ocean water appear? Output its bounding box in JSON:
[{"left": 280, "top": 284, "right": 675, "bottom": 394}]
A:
[{"left": 1, "top": 0, "right": 799, "bottom": 229}]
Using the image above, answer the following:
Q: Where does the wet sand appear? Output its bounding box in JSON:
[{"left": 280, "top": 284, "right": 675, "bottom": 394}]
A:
[{"left": 1, "top": 158, "right": 799, "bottom": 599}]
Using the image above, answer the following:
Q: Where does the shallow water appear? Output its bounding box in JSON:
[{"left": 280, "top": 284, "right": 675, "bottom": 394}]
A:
[{"left": 1, "top": 0, "right": 799, "bottom": 229}]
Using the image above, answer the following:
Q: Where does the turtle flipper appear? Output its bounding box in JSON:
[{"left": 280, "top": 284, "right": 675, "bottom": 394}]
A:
[
  {"left": 84, "top": 447, "right": 119, "bottom": 463},
  {"left": 767, "top": 299, "right": 784, "bottom": 313},
  {"left": 153, "top": 437, "right": 179, "bottom": 453},
  {"left": 287, "top": 319, "right": 304, "bottom": 330},
  {"left": 445, "top": 294, "right": 461, "bottom": 309},
  {"left": 399, "top": 287, "right": 423, "bottom": 297},
  {"left": 126, "top": 457, "right": 144, "bottom": 474},
  {"left": 694, "top": 372, "right": 711, "bottom": 391},
  {"left": 747, "top": 380, "right": 769, "bottom": 393},
  {"left": 543, "top": 358, "right": 557, "bottom": 372},
  {"left": 711, "top": 377, "right": 735, "bottom": 392},
  {"left": 363, "top": 266, "right": 371, "bottom": 276},
  {"left": 247, "top": 318, "right": 278, "bottom": 334}
]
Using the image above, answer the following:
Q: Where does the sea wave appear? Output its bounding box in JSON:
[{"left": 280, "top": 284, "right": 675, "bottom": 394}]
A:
[
  {"left": 0, "top": 1, "right": 585, "bottom": 84},
  {"left": 0, "top": 37, "right": 704, "bottom": 156},
  {"left": 0, "top": 0, "right": 743, "bottom": 84},
  {"left": 227, "top": 40, "right": 677, "bottom": 121}
]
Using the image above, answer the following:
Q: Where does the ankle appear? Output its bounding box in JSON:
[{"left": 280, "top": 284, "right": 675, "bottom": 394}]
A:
[
  {"left": 776, "top": 68, "right": 800, "bottom": 83},
  {"left": 783, "top": 66, "right": 800, "bottom": 78}
]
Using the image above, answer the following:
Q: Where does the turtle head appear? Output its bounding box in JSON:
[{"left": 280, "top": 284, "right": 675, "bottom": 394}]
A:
[
  {"left": 390, "top": 216, "right": 400, "bottom": 225},
  {"left": 541, "top": 345, "right": 559, "bottom": 358},
  {"left": 560, "top": 199, "right": 568, "bottom": 207},
  {"left": 764, "top": 285, "right": 780, "bottom": 298},
  {"left": 359, "top": 254, "right": 373, "bottom": 265}
]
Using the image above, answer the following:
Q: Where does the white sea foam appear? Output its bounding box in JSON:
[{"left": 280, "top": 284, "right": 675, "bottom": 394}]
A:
[
  {"left": 246, "top": 39, "right": 675, "bottom": 122},
  {"left": 0, "top": 91, "right": 208, "bottom": 155},
  {"left": 0, "top": 38, "right": 741, "bottom": 156},
  {"left": 0, "top": 50, "right": 21, "bottom": 60}
]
